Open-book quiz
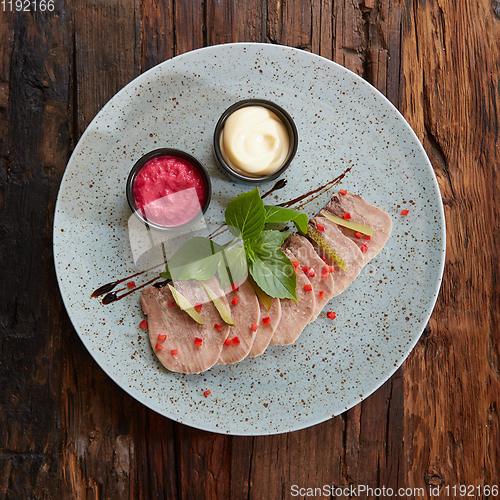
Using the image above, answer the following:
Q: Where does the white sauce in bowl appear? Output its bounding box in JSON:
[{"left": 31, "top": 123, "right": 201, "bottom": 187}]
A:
[{"left": 220, "top": 106, "right": 290, "bottom": 177}]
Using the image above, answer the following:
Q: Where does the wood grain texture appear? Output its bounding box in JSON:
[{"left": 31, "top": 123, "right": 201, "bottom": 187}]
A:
[
  {"left": 401, "top": 0, "right": 500, "bottom": 493},
  {"left": 0, "top": 0, "right": 498, "bottom": 498},
  {"left": 0, "top": 6, "right": 71, "bottom": 499},
  {"left": 58, "top": 1, "right": 142, "bottom": 498}
]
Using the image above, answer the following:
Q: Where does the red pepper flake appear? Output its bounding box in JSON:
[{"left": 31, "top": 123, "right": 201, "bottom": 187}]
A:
[
  {"left": 203, "top": 390, "right": 211, "bottom": 397},
  {"left": 194, "top": 303, "right": 203, "bottom": 312},
  {"left": 168, "top": 301, "right": 176, "bottom": 307},
  {"left": 194, "top": 337, "right": 203, "bottom": 347},
  {"left": 155, "top": 344, "right": 163, "bottom": 350},
  {"left": 302, "top": 266, "right": 310, "bottom": 273},
  {"left": 339, "top": 189, "right": 347, "bottom": 195},
  {"left": 361, "top": 243, "right": 369, "bottom": 253},
  {"left": 307, "top": 267, "right": 316, "bottom": 278},
  {"left": 251, "top": 323, "right": 258, "bottom": 332},
  {"left": 232, "top": 337, "right": 241, "bottom": 345},
  {"left": 319, "top": 291, "right": 324, "bottom": 300},
  {"left": 317, "top": 224, "right": 325, "bottom": 232},
  {"left": 224, "top": 338, "right": 231, "bottom": 346},
  {"left": 343, "top": 212, "right": 351, "bottom": 220},
  {"left": 401, "top": 209, "right": 410, "bottom": 215},
  {"left": 170, "top": 349, "right": 178, "bottom": 355},
  {"left": 327, "top": 311, "right": 337, "bottom": 320},
  {"left": 231, "top": 283, "right": 239, "bottom": 291},
  {"left": 214, "top": 324, "right": 223, "bottom": 331},
  {"left": 231, "top": 296, "right": 240, "bottom": 305},
  {"left": 365, "top": 235, "right": 371, "bottom": 240},
  {"left": 291, "top": 260, "right": 299, "bottom": 268},
  {"left": 321, "top": 272, "right": 329, "bottom": 279},
  {"left": 157, "top": 334, "right": 167, "bottom": 341},
  {"left": 321, "top": 257, "right": 327, "bottom": 263},
  {"left": 262, "top": 316, "right": 271, "bottom": 325},
  {"left": 322, "top": 265, "right": 331, "bottom": 275},
  {"left": 127, "top": 281, "right": 136, "bottom": 288},
  {"left": 354, "top": 232, "right": 363, "bottom": 239},
  {"left": 139, "top": 320, "right": 148, "bottom": 330},
  {"left": 304, "top": 284, "right": 313, "bottom": 292},
  {"left": 328, "top": 265, "right": 335, "bottom": 273}
]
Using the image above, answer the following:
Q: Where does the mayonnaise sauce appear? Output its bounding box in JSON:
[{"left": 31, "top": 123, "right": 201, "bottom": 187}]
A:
[{"left": 220, "top": 106, "right": 290, "bottom": 176}]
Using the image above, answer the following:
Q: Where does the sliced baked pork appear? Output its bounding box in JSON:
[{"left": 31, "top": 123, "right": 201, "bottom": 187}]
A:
[
  {"left": 321, "top": 192, "right": 392, "bottom": 264},
  {"left": 284, "top": 233, "right": 335, "bottom": 320},
  {"left": 217, "top": 279, "right": 260, "bottom": 365},
  {"left": 248, "top": 296, "right": 281, "bottom": 357},
  {"left": 141, "top": 277, "right": 230, "bottom": 374},
  {"left": 270, "top": 249, "right": 316, "bottom": 345},
  {"left": 309, "top": 217, "right": 364, "bottom": 297}
]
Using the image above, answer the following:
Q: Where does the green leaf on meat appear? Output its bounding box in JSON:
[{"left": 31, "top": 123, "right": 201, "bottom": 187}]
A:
[
  {"left": 247, "top": 248, "right": 297, "bottom": 301},
  {"left": 264, "top": 205, "right": 308, "bottom": 234},
  {"left": 225, "top": 188, "right": 265, "bottom": 241},
  {"left": 165, "top": 237, "right": 225, "bottom": 282},
  {"left": 216, "top": 245, "right": 248, "bottom": 289}
]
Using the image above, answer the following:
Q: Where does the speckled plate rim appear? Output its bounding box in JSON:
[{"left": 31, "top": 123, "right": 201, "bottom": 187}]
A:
[{"left": 53, "top": 43, "right": 446, "bottom": 435}]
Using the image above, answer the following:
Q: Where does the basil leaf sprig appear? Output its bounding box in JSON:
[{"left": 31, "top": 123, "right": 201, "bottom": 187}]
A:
[
  {"left": 225, "top": 188, "right": 308, "bottom": 300},
  {"left": 245, "top": 230, "right": 296, "bottom": 300},
  {"left": 225, "top": 188, "right": 265, "bottom": 241},
  {"left": 263, "top": 205, "right": 308, "bottom": 235},
  {"left": 161, "top": 188, "right": 308, "bottom": 301}
]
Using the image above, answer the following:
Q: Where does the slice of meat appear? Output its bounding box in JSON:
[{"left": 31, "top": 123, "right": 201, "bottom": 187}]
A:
[
  {"left": 284, "top": 233, "right": 335, "bottom": 320},
  {"left": 309, "top": 217, "right": 364, "bottom": 297},
  {"left": 247, "top": 296, "right": 282, "bottom": 357},
  {"left": 321, "top": 191, "right": 392, "bottom": 264},
  {"left": 141, "top": 278, "right": 230, "bottom": 374},
  {"left": 217, "top": 279, "right": 260, "bottom": 364},
  {"left": 270, "top": 249, "right": 316, "bottom": 345}
]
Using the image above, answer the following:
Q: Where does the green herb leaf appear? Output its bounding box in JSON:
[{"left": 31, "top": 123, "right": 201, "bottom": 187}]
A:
[
  {"left": 166, "top": 237, "right": 224, "bottom": 282},
  {"left": 200, "top": 282, "right": 235, "bottom": 326},
  {"left": 217, "top": 245, "right": 248, "bottom": 289},
  {"left": 225, "top": 188, "right": 265, "bottom": 241},
  {"left": 249, "top": 230, "right": 290, "bottom": 259},
  {"left": 264, "top": 205, "right": 308, "bottom": 234},
  {"left": 320, "top": 211, "right": 374, "bottom": 236},
  {"left": 168, "top": 284, "right": 204, "bottom": 325},
  {"left": 160, "top": 269, "right": 172, "bottom": 280},
  {"left": 247, "top": 249, "right": 297, "bottom": 300}
]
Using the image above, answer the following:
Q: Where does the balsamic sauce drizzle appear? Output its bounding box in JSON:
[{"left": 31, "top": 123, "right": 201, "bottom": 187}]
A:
[
  {"left": 278, "top": 166, "right": 352, "bottom": 208},
  {"left": 92, "top": 170, "right": 350, "bottom": 305}
]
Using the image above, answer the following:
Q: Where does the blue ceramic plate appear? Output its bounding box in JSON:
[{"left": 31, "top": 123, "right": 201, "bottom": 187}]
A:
[{"left": 54, "top": 43, "right": 445, "bottom": 435}]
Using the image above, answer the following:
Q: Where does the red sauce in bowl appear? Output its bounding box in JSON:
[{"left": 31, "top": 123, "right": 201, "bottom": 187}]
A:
[{"left": 133, "top": 155, "right": 207, "bottom": 227}]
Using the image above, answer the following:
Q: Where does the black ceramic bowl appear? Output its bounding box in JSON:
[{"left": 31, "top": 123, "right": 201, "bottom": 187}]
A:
[
  {"left": 213, "top": 99, "right": 298, "bottom": 184},
  {"left": 126, "top": 148, "right": 212, "bottom": 231}
]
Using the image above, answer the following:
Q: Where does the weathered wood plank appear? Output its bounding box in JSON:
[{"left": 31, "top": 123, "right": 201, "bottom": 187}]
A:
[
  {"left": 311, "top": 0, "right": 333, "bottom": 60},
  {"left": 140, "top": 0, "right": 174, "bottom": 71},
  {"left": 72, "top": 0, "right": 140, "bottom": 135},
  {"left": 267, "top": 0, "right": 312, "bottom": 49},
  {"left": 58, "top": 1, "right": 141, "bottom": 498},
  {"left": 0, "top": 6, "right": 71, "bottom": 499},
  {"left": 331, "top": 0, "right": 364, "bottom": 75},
  {"left": 1, "top": 1, "right": 497, "bottom": 498},
  {"left": 401, "top": 0, "right": 500, "bottom": 494},
  {"left": 173, "top": 0, "right": 204, "bottom": 56}
]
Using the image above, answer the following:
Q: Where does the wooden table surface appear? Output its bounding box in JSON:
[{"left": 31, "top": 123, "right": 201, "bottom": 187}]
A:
[{"left": 1, "top": 0, "right": 499, "bottom": 498}]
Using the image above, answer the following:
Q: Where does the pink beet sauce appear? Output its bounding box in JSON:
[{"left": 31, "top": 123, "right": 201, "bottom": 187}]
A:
[{"left": 133, "top": 155, "right": 206, "bottom": 227}]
